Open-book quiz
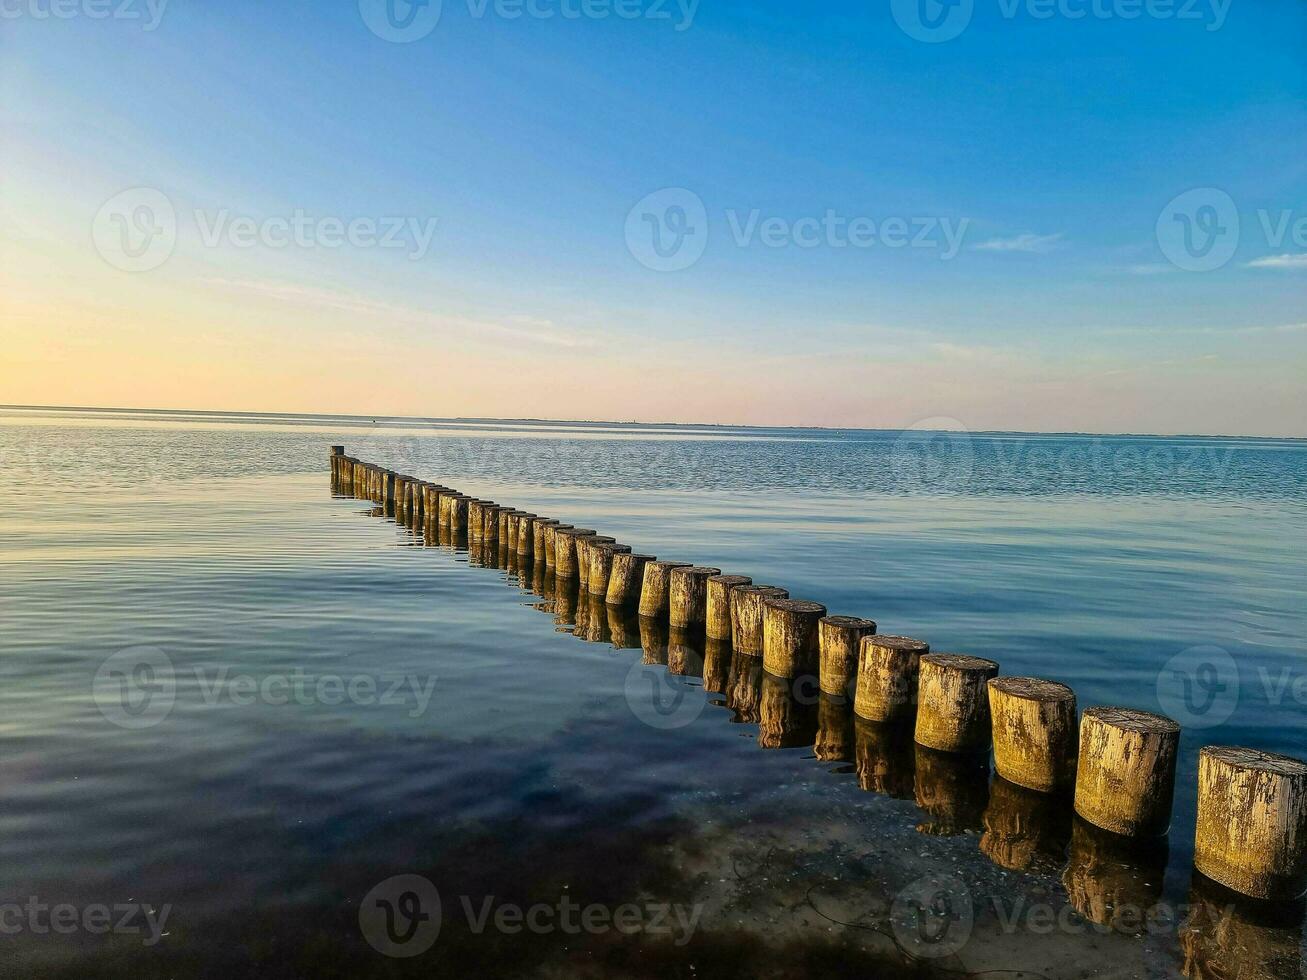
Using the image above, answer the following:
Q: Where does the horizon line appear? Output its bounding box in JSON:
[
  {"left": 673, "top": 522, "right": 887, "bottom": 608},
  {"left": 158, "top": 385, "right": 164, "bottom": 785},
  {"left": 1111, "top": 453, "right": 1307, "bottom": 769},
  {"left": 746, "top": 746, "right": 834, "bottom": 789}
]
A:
[{"left": 3, "top": 403, "right": 1305, "bottom": 443}]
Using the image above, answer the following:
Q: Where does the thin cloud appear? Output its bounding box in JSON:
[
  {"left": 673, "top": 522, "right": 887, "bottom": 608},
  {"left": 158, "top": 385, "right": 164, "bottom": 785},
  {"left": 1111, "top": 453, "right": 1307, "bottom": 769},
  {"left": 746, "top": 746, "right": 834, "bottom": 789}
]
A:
[
  {"left": 1245, "top": 253, "right": 1307, "bottom": 270},
  {"left": 974, "top": 232, "right": 1064, "bottom": 254},
  {"left": 199, "top": 278, "right": 595, "bottom": 349}
]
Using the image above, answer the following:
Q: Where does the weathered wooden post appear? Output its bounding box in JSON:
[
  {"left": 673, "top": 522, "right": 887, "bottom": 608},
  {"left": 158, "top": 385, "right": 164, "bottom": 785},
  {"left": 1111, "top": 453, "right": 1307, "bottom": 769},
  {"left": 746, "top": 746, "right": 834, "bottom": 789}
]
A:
[
  {"left": 705, "top": 574, "right": 752, "bottom": 641},
  {"left": 553, "top": 528, "right": 596, "bottom": 580},
  {"left": 854, "top": 635, "right": 929, "bottom": 724},
  {"left": 606, "top": 552, "right": 654, "bottom": 607},
  {"left": 988, "top": 677, "right": 1078, "bottom": 794},
  {"left": 542, "top": 523, "right": 573, "bottom": 568},
  {"left": 761, "top": 598, "right": 826, "bottom": 678},
  {"left": 668, "top": 566, "right": 723, "bottom": 630},
  {"left": 638, "top": 560, "right": 691, "bottom": 619},
  {"left": 1193, "top": 746, "right": 1307, "bottom": 900},
  {"left": 914, "top": 654, "right": 1000, "bottom": 754},
  {"left": 532, "top": 519, "right": 559, "bottom": 560},
  {"left": 1073, "top": 706, "right": 1180, "bottom": 838},
  {"left": 818, "top": 615, "right": 878, "bottom": 698},
  {"left": 576, "top": 535, "right": 615, "bottom": 590},
  {"left": 729, "top": 586, "right": 789, "bottom": 656},
  {"left": 588, "top": 542, "right": 631, "bottom": 596},
  {"left": 516, "top": 515, "right": 538, "bottom": 556},
  {"left": 482, "top": 504, "right": 502, "bottom": 545},
  {"left": 447, "top": 494, "right": 468, "bottom": 533},
  {"left": 330, "top": 446, "right": 345, "bottom": 484}
]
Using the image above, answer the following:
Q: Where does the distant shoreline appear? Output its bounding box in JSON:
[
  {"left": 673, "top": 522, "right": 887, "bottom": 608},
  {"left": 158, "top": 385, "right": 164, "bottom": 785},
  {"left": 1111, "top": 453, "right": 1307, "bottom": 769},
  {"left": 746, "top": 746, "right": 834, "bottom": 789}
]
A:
[{"left": 1, "top": 404, "right": 1303, "bottom": 443}]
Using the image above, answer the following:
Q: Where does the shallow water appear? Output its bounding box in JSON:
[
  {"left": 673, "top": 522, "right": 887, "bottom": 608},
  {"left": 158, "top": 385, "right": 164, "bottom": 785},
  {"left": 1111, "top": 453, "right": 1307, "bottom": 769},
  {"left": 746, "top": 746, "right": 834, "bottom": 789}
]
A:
[{"left": 1, "top": 408, "right": 1304, "bottom": 978}]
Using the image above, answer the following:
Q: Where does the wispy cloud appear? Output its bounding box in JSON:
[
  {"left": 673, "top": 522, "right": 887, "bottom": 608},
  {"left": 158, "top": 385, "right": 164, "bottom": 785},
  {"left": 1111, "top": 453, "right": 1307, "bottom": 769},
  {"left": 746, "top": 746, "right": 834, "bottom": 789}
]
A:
[
  {"left": 1123, "top": 263, "right": 1175, "bottom": 276},
  {"left": 1245, "top": 253, "right": 1307, "bottom": 270},
  {"left": 199, "top": 278, "right": 595, "bottom": 349},
  {"left": 974, "top": 232, "right": 1064, "bottom": 254}
]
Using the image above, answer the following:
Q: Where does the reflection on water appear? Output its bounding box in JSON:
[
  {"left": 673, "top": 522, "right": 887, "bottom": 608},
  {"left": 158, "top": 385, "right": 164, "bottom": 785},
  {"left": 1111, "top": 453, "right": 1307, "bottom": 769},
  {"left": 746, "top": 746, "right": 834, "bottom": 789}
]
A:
[{"left": 4, "top": 413, "right": 1307, "bottom": 978}]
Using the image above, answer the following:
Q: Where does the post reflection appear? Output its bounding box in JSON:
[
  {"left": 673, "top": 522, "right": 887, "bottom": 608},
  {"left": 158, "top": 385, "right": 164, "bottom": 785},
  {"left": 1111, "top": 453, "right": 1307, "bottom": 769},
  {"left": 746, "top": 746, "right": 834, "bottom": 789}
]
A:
[
  {"left": 853, "top": 718, "right": 916, "bottom": 798},
  {"left": 726, "top": 651, "right": 763, "bottom": 724},
  {"left": 815, "top": 694, "right": 854, "bottom": 764},
  {"left": 1179, "top": 874, "right": 1306, "bottom": 980},
  {"left": 702, "top": 637, "right": 732, "bottom": 696},
  {"left": 914, "top": 745, "right": 990, "bottom": 836},
  {"left": 575, "top": 594, "right": 612, "bottom": 644},
  {"left": 639, "top": 617, "right": 669, "bottom": 666},
  {"left": 1061, "top": 816, "right": 1168, "bottom": 935},
  {"left": 758, "top": 672, "right": 818, "bottom": 750},
  {"left": 668, "top": 627, "right": 705, "bottom": 677},
  {"left": 979, "top": 775, "right": 1073, "bottom": 874},
  {"left": 606, "top": 605, "right": 642, "bottom": 650}
]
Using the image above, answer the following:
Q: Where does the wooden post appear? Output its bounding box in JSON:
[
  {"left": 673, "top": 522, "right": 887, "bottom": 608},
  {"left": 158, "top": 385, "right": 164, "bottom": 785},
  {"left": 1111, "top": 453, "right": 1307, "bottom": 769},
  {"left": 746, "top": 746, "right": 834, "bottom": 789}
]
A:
[
  {"left": 532, "top": 519, "right": 559, "bottom": 561},
  {"left": 447, "top": 495, "right": 468, "bottom": 533},
  {"left": 818, "top": 615, "right": 878, "bottom": 698},
  {"left": 553, "top": 528, "right": 596, "bottom": 580},
  {"left": 496, "top": 508, "right": 512, "bottom": 545},
  {"left": 705, "top": 574, "right": 752, "bottom": 640},
  {"left": 588, "top": 542, "right": 632, "bottom": 596},
  {"left": 914, "top": 654, "right": 1000, "bottom": 754},
  {"left": 606, "top": 552, "right": 654, "bottom": 607},
  {"left": 668, "top": 566, "right": 722, "bottom": 630},
  {"left": 1073, "top": 706, "right": 1180, "bottom": 838},
  {"left": 509, "top": 517, "right": 530, "bottom": 556},
  {"left": 575, "top": 535, "right": 615, "bottom": 590},
  {"left": 854, "top": 635, "right": 929, "bottom": 724},
  {"left": 729, "top": 586, "right": 789, "bottom": 656},
  {"left": 330, "top": 446, "right": 344, "bottom": 484},
  {"left": 638, "top": 560, "right": 691, "bottom": 619},
  {"left": 988, "top": 676, "right": 1078, "bottom": 794},
  {"left": 483, "top": 504, "right": 502, "bottom": 545},
  {"left": 761, "top": 598, "right": 826, "bottom": 678},
  {"left": 1193, "top": 746, "right": 1307, "bottom": 900},
  {"left": 542, "top": 523, "right": 573, "bottom": 568}
]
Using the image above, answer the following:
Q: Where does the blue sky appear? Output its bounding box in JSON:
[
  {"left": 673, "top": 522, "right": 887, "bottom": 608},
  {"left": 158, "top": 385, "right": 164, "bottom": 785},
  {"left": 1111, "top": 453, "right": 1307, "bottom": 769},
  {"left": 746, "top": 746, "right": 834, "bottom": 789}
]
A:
[{"left": 2, "top": 0, "right": 1305, "bottom": 433}]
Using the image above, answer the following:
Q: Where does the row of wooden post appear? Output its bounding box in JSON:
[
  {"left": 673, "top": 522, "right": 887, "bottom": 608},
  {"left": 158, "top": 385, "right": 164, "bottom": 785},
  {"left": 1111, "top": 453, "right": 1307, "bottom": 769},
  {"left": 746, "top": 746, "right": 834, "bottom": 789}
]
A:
[{"left": 330, "top": 447, "right": 1307, "bottom": 903}]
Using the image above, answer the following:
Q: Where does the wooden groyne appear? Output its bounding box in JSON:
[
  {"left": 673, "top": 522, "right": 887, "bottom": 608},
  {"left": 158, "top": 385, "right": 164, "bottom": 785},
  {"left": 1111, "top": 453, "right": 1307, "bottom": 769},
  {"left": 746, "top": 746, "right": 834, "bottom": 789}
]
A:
[{"left": 329, "top": 447, "right": 1307, "bottom": 905}]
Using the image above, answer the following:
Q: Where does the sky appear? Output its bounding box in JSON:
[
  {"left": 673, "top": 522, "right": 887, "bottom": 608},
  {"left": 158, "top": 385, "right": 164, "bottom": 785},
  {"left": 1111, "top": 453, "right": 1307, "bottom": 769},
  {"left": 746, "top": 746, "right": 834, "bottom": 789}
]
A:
[{"left": 1, "top": 0, "right": 1304, "bottom": 435}]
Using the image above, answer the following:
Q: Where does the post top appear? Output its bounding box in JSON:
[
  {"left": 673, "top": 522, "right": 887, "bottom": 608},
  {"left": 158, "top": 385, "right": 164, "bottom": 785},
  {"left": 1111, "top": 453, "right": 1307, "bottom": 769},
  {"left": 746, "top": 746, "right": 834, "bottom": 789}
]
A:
[
  {"left": 821, "top": 615, "right": 877, "bottom": 631},
  {"left": 989, "top": 676, "right": 1075, "bottom": 702},
  {"left": 1083, "top": 705, "right": 1180, "bottom": 735},
  {"left": 734, "top": 585, "right": 789, "bottom": 600},
  {"left": 862, "top": 634, "right": 929, "bottom": 654},
  {"left": 646, "top": 559, "right": 691, "bottom": 570},
  {"left": 764, "top": 597, "right": 827, "bottom": 615},
  {"left": 708, "top": 574, "right": 753, "bottom": 587},
  {"left": 673, "top": 566, "right": 723, "bottom": 578},
  {"left": 922, "top": 653, "right": 999, "bottom": 674},
  {"left": 1201, "top": 745, "right": 1307, "bottom": 776}
]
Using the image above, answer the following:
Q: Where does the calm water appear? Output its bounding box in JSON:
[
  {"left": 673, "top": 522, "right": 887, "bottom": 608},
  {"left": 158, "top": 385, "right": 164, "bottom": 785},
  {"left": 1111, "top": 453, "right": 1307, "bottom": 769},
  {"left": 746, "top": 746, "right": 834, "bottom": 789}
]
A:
[{"left": 1, "top": 408, "right": 1304, "bottom": 979}]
